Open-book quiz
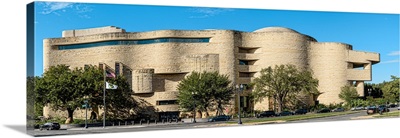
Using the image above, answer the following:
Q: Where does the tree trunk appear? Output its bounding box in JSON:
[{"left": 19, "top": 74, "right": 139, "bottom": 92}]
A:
[
  {"left": 276, "top": 98, "right": 283, "bottom": 113},
  {"left": 198, "top": 110, "right": 202, "bottom": 118},
  {"left": 65, "top": 108, "right": 74, "bottom": 124}
]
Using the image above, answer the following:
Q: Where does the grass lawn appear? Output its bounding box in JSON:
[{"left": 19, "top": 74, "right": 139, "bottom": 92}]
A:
[
  {"left": 226, "top": 111, "right": 360, "bottom": 124},
  {"left": 373, "top": 110, "right": 400, "bottom": 118}
]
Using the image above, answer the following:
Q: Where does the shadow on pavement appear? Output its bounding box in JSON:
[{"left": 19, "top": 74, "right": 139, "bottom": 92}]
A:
[{"left": 4, "top": 125, "right": 27, "bottom": 135}]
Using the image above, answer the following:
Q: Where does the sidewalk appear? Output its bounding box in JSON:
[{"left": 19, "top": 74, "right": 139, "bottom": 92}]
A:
[
  {"left": 64, "top": 121, "right": 187, "bottom": 130},
  {"left": 67, "top": 125, "right": 146, "bottom": 130}
]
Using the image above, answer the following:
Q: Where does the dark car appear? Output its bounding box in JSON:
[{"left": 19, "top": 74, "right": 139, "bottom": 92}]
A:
[
  {"left": 378, "top": 105, "right": 390, "bottom": 113},
  {"left": 208, "top": 115, "right": 231, "bottom": 122},
  {"left": 317, "top": 108, "right": 331, "bottom": 113},
  {"left": 278, "top": 111, "right": 294, "bottom": 116},
  {"left": 294, "top": 109, "right": 308, "bottom": 115},
  {"left": 331, "top": 107, "right": 345, "bottom": 112},
  {"left": 387, "top": 104, "right": 397, "bottom": 108},
  {"left": 366, "top": 106, "right": 378, "bottom": 115},
  {"left": 40, "top": 122, "right": 60, "bottom": 130},
  {"left": 257, "top": 111, "right": 277, "bottom": 118}
]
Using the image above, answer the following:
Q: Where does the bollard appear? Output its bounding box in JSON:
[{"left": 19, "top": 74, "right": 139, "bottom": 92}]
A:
[
  {"left": 131, "top": 121, "right": 134, "bottom": 125},
  {"left": 112, "top": 122, "right": 115, "bottom": 126},
  {"left": 155, "top": 120, "right": 157, "bottom": 124},
  {"left": 176, "top": 119, "right": 178, "bottom": 123},
  {"left": 162, "top": 119, "right": 164, "bottom": 124},
  {"left": 147, "top": 120, "right": 150, "bottom": 125},
  {"left": 140, "top": 120, "right": 142, "bottom": 125},
  {"left": 125, "top": 121, "right": 127, "bottom": 126},
  {"left": 119, "top": 121, "right": 120, "bottom": 126}
]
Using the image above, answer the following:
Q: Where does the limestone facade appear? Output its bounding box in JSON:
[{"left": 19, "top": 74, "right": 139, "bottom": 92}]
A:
[{"left": 43, "top": 26, "right": 379, "bottom": 119}]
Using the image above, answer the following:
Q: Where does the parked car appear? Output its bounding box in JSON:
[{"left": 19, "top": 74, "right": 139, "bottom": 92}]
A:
[
  {"left": 387, "top": 103, "right": 397, "bottom": 108},
  {"left": 331, "top": 107, "right": 345, "bottom": 112},
  {"left": 279, "top": 111, "right": 294, "bottom": 116},
  {"left": 398, "top": 106, "right": 400, "bottom": 110},
  {"left": 351, "top": 106, "right": 364, "bottom": 111},
  {"left": 366, "top": 106, "right": 378, "bottom": 115},
  {"left": 357, "top": 106, "right": 365, "bottom": 110},
  {"left": 378, "top": 105, "right": 390, "bottom": 113},
  {"left": 317, "top": 108, "right": 331, "bottom": 113},
  {"left": 257, "top": 111, "right": 277, "bottom": 118},
  {"left": 40, "top": 122, "right": 60, "bottom": 130},
  {"left": 208, "top": 115, "right": 231, "bottom": 122},
  {"left": 294, "top": 109, "right": 308, "bottom": 115}
]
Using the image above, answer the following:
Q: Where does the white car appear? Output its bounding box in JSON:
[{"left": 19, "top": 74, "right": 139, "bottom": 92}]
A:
[{"left": 398, "top": 106, "right": 400, "bottom": 110}]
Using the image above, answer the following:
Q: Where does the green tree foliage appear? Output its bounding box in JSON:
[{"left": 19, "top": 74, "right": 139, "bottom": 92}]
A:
[
  {"left": 100, "top": 75, "right": 151, "bottom": 120},
  {"left": 250, "top": 64, "right": 319, "bottom": 112},
  {"left": 382, "top": 76, "right": 399, "bottom": 103},
  {"left": 177, "top": 71, "right": 233, "bottom": 118},
  {"left": 35, "top": 65, "right": 141, "bottom": 123},
  {"left": 36, "top": 65, "right": 102, "bottom": 123},
  {"left": 338, "top": 85, "right": 360, "bottom": 106}
]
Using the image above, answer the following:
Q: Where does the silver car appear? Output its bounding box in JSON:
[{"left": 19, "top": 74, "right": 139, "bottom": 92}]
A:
[{"left": 331, "top": 108, "right": 345, "bottom": 112}]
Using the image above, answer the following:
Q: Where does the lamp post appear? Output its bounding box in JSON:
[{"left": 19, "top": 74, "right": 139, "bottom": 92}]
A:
[
  {"left": 84, "top": 100, "right": 88, "bottom": 129},
  {"left": 192, "top": 91, "right": 197, "bottom": 123},
  {"left": 235, "top": 84, "right": 243, "bottom": 125},
  {"left": 368, "top": 88, "right": 372, "bottom": 97}
]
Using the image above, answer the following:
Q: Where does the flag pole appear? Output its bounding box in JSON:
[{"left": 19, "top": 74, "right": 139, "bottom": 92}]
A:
[{"left": 103, "top": 67, "right": 106, "bottom": 128}]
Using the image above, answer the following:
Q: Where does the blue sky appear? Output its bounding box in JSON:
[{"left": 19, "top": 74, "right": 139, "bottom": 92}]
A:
[{"left": 33, "top": 2, "right": 399, "bottom": 84}]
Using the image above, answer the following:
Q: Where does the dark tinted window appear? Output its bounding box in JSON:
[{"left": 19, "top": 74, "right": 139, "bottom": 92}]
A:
[{"left": 58, "top": 38, "right": 210, "bottom": 50}]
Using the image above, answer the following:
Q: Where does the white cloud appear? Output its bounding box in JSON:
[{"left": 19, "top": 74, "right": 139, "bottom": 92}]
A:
[
  {"left": 189, "top": 8, "right": 234, "bottom": 18},
  {"left": 388, "top": 51, "right": 400, "bottom": 56},
  {"left": 40, "top": 2, "right": 74, "bottom": 15},
  {"left": 39, "top": 2, "right": 93, "bottom": 18},
  {"left": 382, "top": 59, "right": 399, "bottom": 64}
]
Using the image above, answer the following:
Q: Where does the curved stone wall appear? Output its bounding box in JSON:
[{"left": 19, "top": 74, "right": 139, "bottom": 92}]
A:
[
  {"left": 308, "top": 42, "right": 351, "bottom": 104},
  {"left": 43, "top": 26, "right": 380, "bottom": 118},
  {"left": 132, "top": 69, "right": 154, "bottom": 93},
  {"left": 44, "top": 29, "right": 236, "bottom": 113}
]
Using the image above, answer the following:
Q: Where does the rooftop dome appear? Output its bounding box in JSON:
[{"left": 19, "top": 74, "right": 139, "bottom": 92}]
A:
[{"left": 253, "top": 27, "right": 299, "bottom": 33}]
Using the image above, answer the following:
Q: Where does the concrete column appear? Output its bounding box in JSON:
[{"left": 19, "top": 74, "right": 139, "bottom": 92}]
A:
[{"left": 355, "top": 81, "right": 364, "bottom": 97}]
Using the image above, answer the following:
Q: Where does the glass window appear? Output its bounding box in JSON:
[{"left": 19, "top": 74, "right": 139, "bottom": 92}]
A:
[
  {"left": 115, "top": 62, "right": 120, "bottom": 76},
  {"left": 239, "top": 60, "right": 248, "bottom": 65},
  {"left": 58, "top": 38, "right": 210, "bottom": 50},
  {"left": 157, "top": 100, "right": 178, "bottom": 105}
]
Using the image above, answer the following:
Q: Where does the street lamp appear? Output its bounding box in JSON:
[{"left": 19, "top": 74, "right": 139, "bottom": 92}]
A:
[
  {"left": 235, "top": 84, "right": 244, "bottom": 125},
  {"left": 368, "top": 88, "right": 372, "bottom": 97},
  {"left": 192, "top": 91, "right": 197, "bottom": 123},
  {"left": 84, "top": 100, "right": 89, "bottom": 129}
]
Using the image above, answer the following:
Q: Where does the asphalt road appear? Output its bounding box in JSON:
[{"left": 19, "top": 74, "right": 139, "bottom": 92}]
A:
[
  {"left": 30, "top": 121, "right": 231, "bottom": 137},
  {"left": 30, "top": 108, "right": 399, "bottom": 137},
  {"left": 290, "top": 107, "right": 399, "bottom": 123}
]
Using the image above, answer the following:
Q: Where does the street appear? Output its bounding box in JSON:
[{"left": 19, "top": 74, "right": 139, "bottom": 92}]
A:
[{"left": 30, "top": 108, "right": 399, "bottom": 137}]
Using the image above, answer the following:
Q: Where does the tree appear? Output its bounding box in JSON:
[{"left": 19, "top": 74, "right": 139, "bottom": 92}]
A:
[
  {"left": 250, "top": 64, "right": 319, "bottom": 112},
  {"left": 338, "top": 85, "right": 360, "bottom": 106},
  {"left": 208, "top": 72, "right": 233, "bottom": 116},
  {"left": 36, "top": 64, "right": 143, "bottom": 123},
  {"left": 177, "top": 71, "right": 233, "bottom": 118},
  {"left": 382, "top": 75, "right": 399, "bottom": 103},
  {"left": 36, "top": 65, "right": 92, "bottom": 123},
  {"left": 100, "top": 75, "right": 146, "bottom": 120}
]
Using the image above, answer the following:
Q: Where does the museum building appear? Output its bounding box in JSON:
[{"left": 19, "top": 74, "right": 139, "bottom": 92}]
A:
[{"left": 43, "top": 26, "right": 380, "bottom": 119}]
